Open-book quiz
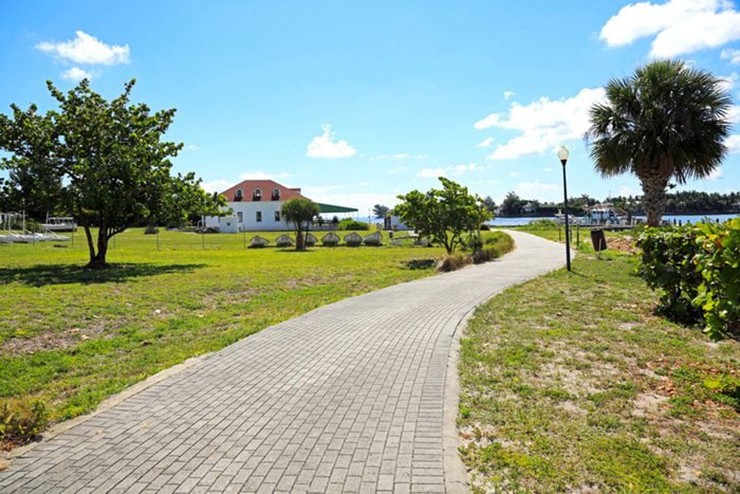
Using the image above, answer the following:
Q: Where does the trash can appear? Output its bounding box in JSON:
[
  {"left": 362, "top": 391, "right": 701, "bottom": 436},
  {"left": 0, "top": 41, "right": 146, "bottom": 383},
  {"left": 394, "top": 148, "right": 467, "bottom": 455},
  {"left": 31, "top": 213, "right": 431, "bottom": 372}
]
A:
[{"left": 590, "top": 229, "right": 607, "bottom": 251}]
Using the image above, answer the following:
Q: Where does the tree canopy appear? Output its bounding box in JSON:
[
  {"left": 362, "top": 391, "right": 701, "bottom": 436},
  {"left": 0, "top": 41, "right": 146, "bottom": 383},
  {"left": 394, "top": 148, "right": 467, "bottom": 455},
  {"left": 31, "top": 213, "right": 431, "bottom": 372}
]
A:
[
  {"left": 281, "top": 198, "right": 319, "bottom": 251},
  {"left": 372, "top": 204, "right": 389, "bottom": 219},
  {"left": 587, "top": 59, "right": 732, "bottom": 226},
  {"left": 0, "top": 79, "right": 185, "bottom": 267},
  {"left": 395, "top": 177, "right": 490, "bottom": 254}
]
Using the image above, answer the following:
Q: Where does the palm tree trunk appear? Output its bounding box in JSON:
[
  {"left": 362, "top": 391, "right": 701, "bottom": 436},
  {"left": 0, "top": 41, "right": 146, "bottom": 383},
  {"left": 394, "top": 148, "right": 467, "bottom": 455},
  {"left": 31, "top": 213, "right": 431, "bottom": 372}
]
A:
[{"left": 640, "top": 173, "right": 669, "bottom": 227}]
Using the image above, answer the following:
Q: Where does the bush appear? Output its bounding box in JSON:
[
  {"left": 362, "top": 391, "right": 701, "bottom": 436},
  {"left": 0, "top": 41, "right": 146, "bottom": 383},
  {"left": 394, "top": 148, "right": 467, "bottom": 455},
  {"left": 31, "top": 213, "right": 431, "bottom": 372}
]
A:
[
  {"left": 637, "top": 226, "right": 703, "bottom": 324},
  {"left": 693, "top": 219, "right": 740, "bottom": 340},
  {"left": 338, "top": 219, "right": 369, "bottom": 231},
  {"left": 480, "top": 223, "right": 491, "bottom": 231},
  {"left": 438, "top": 252, "right": 472, "bottom": 272},
  {"left": 637, "top": 219, "right": 739, "bottom": 340},
  {"left": 0, "top": 399, "right": 48, "bottom": 446},
  {"left": 472, "top": 246, "right": 499, "bottom": 264}
]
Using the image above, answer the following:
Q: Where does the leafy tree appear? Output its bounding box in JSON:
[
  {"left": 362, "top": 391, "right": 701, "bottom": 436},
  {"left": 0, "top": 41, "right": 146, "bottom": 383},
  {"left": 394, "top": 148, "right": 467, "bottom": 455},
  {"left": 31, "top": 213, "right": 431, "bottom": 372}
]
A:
[
  {"left": 501, "top": 191, "right": 524, "bottom": 216},
  {"left": 372, "top": 204, "right": 389, "bottom": 219},
  {"left": 0, "top": 79, "right": 183, "bottom": 267},
  {"left": 0, "top": 105, "right": 65, "bottom": 220},
  {"left": 587, "top": 60, "right": 732, "bottom": 226},
  {"left": 395, "top": 177, "right": 490, "bottom": 254},
  {"left": 281, "top": 198, "right": 319, "bottom": 251},
  {"left": 148, "top": 172, "right": 228, "bottom": 230},
  {"left": 482, "top": 196, "right": 497, "bottom": 215}
]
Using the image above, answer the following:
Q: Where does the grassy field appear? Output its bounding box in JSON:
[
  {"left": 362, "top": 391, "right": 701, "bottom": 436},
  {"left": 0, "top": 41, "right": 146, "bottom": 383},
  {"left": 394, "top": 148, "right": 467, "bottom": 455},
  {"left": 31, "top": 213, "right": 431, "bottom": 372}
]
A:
[
  {"left": 0, "top": 228, "right": 449, "bottom": 433},
  {"left": 458, "top": 238, "right": 739, "bottom": 492}
]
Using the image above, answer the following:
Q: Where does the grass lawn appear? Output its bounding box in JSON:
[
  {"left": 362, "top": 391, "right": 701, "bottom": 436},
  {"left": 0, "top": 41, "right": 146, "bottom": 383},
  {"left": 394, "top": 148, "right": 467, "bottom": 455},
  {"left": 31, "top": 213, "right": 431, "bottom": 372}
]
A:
[
  {"left": 0, "top": 228, "right": 446, "bottom": 434},
  {"left": 458, "top": 241, "right": 739, "bottom": 492}
]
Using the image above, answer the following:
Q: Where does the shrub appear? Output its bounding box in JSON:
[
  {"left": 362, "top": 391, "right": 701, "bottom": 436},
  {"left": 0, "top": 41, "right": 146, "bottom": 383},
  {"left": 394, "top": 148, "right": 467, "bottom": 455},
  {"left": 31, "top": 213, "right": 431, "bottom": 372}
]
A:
[
  {"left": 483, "top": 231, "right": 515, "bottom": 253},
  {"left": 693, "top": 219, "right": 740, "bottom": 340},
  {"left": 0, "top": 399, "right": 48, "bottom": 446},
  {"left": 438, "top": 252, "right": 471, "bottom": 272},
  {"left": 636, "top": 226, "right": 703, "bottom": 324},
  {"left": 472, "top": 246, "right": 500, "bottom": 264},
  {"left": 480, "top": 223, "right": 491, "bottom": 231},
  {"left": 637, "top": 219, "right": 739, "bottom": 340},
  {"left": 338, "top": 219, "right": 369, "bottom": 231}
]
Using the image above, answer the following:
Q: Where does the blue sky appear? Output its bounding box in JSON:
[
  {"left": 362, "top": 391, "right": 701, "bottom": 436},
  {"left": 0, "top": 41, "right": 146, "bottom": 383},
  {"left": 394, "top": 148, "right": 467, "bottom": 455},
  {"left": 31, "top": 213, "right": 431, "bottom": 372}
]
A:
[{"left": 1, "top": 0, "right": 739, "bottom": 215}]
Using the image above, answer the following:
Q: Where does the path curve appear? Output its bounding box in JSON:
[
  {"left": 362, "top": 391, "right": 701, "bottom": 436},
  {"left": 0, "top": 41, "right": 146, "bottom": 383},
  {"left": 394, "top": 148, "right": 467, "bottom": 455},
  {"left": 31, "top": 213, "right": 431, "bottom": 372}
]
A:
[{"left": 1, "top": 231, "right": 563, "bottom": 493}]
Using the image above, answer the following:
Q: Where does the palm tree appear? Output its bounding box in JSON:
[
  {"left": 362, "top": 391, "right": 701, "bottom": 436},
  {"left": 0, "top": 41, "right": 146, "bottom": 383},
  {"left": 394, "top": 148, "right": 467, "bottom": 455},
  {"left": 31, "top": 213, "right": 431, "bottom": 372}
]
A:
[{"left": 587, "top": 60, "right": 732, "bottom": 226}]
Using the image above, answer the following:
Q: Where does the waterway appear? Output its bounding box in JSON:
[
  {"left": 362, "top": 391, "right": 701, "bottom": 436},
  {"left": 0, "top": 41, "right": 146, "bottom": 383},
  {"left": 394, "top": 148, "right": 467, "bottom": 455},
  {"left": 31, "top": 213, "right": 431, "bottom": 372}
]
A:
[{"left": 489, "top": 213, "right": 739, "bottom": 227}]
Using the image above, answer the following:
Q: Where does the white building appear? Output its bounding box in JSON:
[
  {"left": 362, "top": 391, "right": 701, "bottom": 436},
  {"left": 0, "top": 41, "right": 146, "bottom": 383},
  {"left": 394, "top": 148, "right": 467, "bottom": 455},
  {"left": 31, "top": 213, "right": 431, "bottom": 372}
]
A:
[{"left": 205, "top": 179, "right": 358, "bottom": 232}]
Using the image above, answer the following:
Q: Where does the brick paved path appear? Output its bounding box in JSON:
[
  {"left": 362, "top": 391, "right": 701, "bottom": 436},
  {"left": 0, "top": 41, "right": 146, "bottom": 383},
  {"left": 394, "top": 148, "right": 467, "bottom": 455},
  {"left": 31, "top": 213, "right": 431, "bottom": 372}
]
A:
[{"left": 0, "top": 231, "right": 563, "bottom": 493}]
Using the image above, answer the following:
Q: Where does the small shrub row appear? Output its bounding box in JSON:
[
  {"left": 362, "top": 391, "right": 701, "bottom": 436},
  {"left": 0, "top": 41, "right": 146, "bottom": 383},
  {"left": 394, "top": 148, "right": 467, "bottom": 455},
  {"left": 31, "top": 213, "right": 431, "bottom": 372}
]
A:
[
  {"left": 337, "top": 219, "right": 370, "bottom": 231},
  {"left": 1, "top": 399, "right": 48, "bottom": 447},
  {"left": 637, "top": 218, "right": 739, "bottom": 340},
  {"left": 438, "top": 232, "right": 516, "bottom": 272}
]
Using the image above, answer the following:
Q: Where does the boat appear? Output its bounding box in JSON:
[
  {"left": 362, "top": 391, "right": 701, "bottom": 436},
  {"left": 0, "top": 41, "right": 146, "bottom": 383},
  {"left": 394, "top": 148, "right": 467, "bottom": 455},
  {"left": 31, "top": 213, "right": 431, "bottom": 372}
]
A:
[
  {"left": 585, "top": 203, "right": 629, "bottom": 225},
  {"left": 42, "top": 216, "right": 77, "bottom": 232},
  {"left": 555, "top": 203, "right": 629, "bottom": 226}
]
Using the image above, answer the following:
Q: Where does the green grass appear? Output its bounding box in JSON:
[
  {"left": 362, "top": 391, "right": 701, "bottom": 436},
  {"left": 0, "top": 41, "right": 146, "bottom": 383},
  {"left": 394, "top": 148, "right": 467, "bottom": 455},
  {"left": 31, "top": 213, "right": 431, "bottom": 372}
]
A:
[
  {"left": 458, "top": 247, "right": 739, "bottom": 493},
  {"left": 0, "top": 227, "right": 448, "bottom": 430}
]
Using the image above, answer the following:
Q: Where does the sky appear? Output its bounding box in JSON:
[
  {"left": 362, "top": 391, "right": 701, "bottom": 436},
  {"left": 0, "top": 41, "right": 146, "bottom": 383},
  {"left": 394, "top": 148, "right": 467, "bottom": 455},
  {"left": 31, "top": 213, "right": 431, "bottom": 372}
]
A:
[{"left": 1, "top": 0, "right": 739, "bottom": 216}]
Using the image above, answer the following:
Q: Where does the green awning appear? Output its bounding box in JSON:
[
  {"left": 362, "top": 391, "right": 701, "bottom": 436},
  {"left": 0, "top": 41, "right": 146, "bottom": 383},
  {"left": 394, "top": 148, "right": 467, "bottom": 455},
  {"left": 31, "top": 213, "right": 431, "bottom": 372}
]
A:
[{"left": 316, "top": 203, "right": 358, "bottom": 213}]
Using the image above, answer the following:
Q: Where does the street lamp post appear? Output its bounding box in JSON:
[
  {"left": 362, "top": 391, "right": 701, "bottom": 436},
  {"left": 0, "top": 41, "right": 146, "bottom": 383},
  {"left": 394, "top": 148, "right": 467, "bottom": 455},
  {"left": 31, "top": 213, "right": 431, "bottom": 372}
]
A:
[{"left": 558, "top": 146, "right": 571, "bottom": 272}]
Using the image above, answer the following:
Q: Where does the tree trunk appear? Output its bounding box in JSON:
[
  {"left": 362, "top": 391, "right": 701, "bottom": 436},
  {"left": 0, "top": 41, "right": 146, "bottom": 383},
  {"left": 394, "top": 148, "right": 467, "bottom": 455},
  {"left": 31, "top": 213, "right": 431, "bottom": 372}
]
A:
[
  {"left": 83, "top": 225, "right": 96, "bottom": 265},
  {"left": 295, "top": 227, "right": 305, "bottom": 251},
  {"left": 86, "top": 227, "right": 110, "bottom": 269},
  {"left": 640, "top": 172, "right": 670, "bottom": 227}
]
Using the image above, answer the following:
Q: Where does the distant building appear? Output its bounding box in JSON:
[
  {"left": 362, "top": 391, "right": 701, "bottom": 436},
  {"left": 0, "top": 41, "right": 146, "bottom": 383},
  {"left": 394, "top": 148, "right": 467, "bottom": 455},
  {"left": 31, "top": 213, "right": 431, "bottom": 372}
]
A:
[{"left": 205, "top": 179, "right": 357, "bottom": 232}]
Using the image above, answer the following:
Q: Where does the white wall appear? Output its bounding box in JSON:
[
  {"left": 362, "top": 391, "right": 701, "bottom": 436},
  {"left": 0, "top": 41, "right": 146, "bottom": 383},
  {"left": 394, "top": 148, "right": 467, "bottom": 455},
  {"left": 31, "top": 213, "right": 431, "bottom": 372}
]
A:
[{"left": 206, "top": 201, "right": 293, "bottom": 232}]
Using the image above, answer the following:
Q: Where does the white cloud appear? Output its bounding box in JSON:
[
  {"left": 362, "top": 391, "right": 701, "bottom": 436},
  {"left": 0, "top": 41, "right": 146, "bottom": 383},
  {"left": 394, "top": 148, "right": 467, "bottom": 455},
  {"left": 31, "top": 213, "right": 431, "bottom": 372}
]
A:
[
  {"left": 727, "top": 105, "right": 740, "bottom": 123},
  {"left": 599, "top": 0, "right": 740, "bottom": 58},
  {"left": 725, "top": 134, "right": 740, "bottom": 153},
  {"left": 301, "top": 186, "right": 400, "bottom": 217},
  {"left": 306, "top": 124, "right": 357, "bottom": 159},
  {"left": 707, "top": 167, "right": 724, "bottom": 180},
  {"left": 476, "top": 137, "right": 494, "bottom": 148},
  {"left": 474, "top": 113, "right": 501, "bottom": 130},
  {"left": 508, "top": 171, "right": 520, "bottom": 177},
  {"left": 239, "top": 171, "right": 293, "bottom": 180},
  {"left": 388, "top": 166, "right": 406, "bottom": 175},
  {"left": 718, "top": 72, "right": 738, "bottom": 92},
  {"left": 451, "top": 163, "right": 481, "bottom": 176},
  {"left": 504, "top": 90, "right": 516, "bottom": 100},
  {"left": 476, "top": 87, "right": 606, "bottom": 160},
  {"left": 618, "top": 185, "right": 637, "bottom": 197},
  {"left": 543, "top": 167, "right": 554, "bottom": 173},
  {"left": 184, "top": 144, "right": 202, "bottom": 152},
  {"left": 61, "top": 67, "right": 93, "bottom": 82},
  {"left": 417, "top": 163, "right": 481, "bottom": 179},
  {"left": 722, "top": 48, "right": 740, "bottom": 64},
  {"left": 37, "top": 31, "right": 130, "bottom": 65},
  {"left": 417, "top": 167, "right": 447, "bottom": 178},
  {"left": 201, "top": 179, "right": 233, "bottom": 193},
  {"left": 515, "top": 181, "right": 560, "bottom": 201}
]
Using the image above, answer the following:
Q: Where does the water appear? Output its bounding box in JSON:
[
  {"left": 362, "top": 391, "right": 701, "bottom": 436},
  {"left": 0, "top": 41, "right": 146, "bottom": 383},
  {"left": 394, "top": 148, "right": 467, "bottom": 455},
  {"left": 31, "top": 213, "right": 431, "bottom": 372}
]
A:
[{"left": 488, "top": 213, "right": 739, "bottom": 227}]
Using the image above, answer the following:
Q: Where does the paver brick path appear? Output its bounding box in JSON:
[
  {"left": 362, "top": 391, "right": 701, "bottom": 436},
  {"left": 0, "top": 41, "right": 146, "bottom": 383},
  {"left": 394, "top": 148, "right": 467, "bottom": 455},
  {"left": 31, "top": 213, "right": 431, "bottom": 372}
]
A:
[{"left": 1, "top": 231, "right": 563, "bottom": 493}]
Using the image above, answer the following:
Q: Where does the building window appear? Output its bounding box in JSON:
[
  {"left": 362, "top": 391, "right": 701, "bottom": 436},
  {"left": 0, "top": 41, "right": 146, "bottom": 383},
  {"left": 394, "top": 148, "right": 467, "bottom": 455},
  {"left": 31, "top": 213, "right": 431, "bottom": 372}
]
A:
[
  {"left": 274, "top": 211, "right": 280, "bottom": 222},
  {"left": 234, "top": 189, "right": 243, "bottom": 201},
  {"left": 237, "top": 212, "right": 243, "bottom": 223},
  {"left": 256, "top": 211, "right": 262, "bottom": 223},
  {"left": 253, "top": 188, "right": 262, "bottom": 200},
  {"left": 272, "top": 188, "right": 280, "bottom": 200}
]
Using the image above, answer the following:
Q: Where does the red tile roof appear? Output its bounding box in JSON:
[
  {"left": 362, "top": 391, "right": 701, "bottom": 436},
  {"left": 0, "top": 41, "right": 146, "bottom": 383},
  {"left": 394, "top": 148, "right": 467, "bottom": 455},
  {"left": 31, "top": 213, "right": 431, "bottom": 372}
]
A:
[{"left": 220, "top": 180, "right": 308, "bottom": 202}]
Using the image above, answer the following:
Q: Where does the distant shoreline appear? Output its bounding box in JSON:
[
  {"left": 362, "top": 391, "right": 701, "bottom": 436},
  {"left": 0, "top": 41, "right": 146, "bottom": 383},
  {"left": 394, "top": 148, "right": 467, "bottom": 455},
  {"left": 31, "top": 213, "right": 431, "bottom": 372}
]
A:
[{"left": 497, "top": 211, "right": 740, "bottom": 219}]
